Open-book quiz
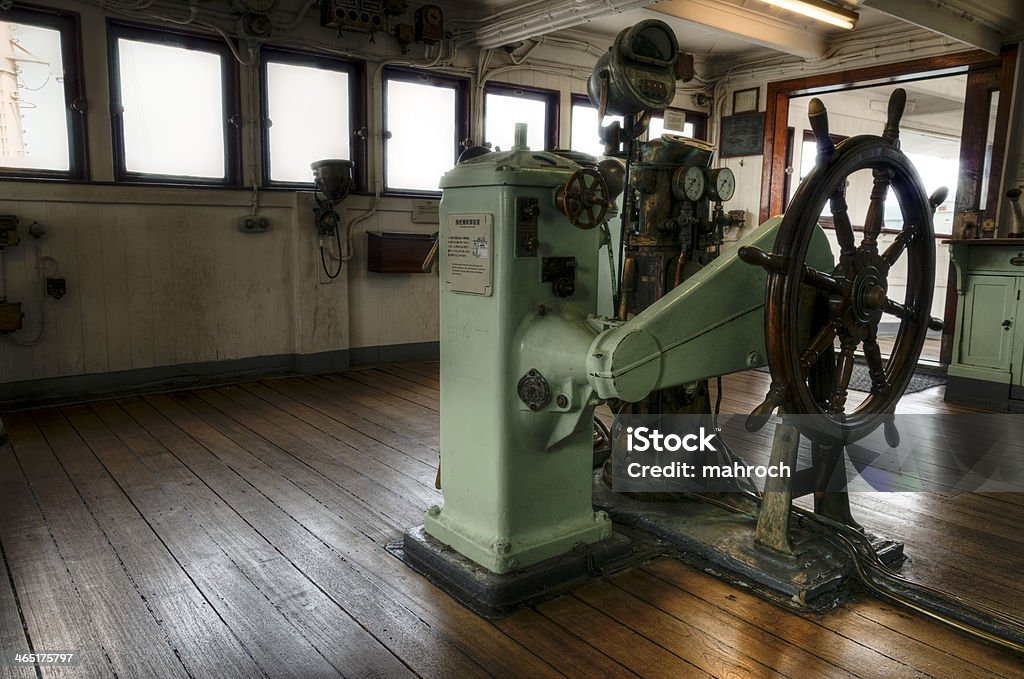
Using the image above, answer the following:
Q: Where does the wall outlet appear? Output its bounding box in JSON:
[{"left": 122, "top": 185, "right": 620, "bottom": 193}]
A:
[{"left": 237, "top": 215, "right": 270, "bottom": 233}]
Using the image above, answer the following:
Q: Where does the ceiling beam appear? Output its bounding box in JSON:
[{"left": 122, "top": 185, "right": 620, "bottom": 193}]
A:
[
  {"left": 864, "top": 0, "right": 1002, "bottom": 54},
  {"left": 649, "top": 0, "right": 828, "bottom": 60},
  {"left": 954, "top": 0, "right": 1024, "bottom": 25}
]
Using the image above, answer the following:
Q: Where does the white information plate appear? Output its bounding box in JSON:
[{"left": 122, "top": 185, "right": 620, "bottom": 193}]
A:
[{"left": 445, "top": 213, "right": 493, "bottom": 296}]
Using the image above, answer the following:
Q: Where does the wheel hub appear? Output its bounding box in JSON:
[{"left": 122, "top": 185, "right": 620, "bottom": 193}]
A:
[{"left": 851, "top": 266, "right": 886, "bottom": 326}]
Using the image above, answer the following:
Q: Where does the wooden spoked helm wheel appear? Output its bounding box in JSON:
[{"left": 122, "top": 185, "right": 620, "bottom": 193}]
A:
[{"left": 739, "top": 89, "right": 945, "bottom": 445}]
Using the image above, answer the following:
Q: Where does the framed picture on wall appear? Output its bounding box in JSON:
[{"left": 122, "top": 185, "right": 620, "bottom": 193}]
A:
[
  {"left": 720, "top": 113, "right": 765, "bottom": 158},
  {"left": 732, "top": 87, "right": 759, "bottom": 114}
]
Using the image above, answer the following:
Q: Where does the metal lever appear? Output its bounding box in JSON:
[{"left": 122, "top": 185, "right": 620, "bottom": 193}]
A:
[{"left": 422, "top": 233, "right": 440, "bottom": 272}]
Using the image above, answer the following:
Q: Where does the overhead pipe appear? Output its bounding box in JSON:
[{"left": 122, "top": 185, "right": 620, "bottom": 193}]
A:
[{"left": 474, "top": 0, "right": 654, "bottom": 48}]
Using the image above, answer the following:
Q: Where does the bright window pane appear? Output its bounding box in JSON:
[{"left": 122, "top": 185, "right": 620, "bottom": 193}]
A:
[
  {"left": 267, "top": 61, "right": 350, "bottom": 183},
  {"left": 386, "top": 78, "right": 455, "bottom": 192},
  {"left": 648, "top": 116, "right": 694, "bottom": 139},
  {"left": 485, "top": 92, "right": 546, "bottom": 152},
  {"left": 892, "top": 130, "right": 959, "bottom": 236},
  {"left": 118, "top": 38, "right": 224, "bottom": 178},
  {"left": 0, "top": 21, "right": 69, "bottom": 171},
  {"left": 570, "top": 103, "right": 622, "bottom": 156},
  {"left": 800, "top": 138, "right": 816, "bottom": 179}
]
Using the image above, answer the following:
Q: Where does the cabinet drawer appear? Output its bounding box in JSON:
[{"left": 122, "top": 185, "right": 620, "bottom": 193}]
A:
[{"left": 968, "top": 247, "right": 1024, "bottom": 273}]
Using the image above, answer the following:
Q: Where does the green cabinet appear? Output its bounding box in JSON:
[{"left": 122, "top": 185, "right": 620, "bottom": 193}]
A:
[
  {"left": 958, "top": 275, "right": 1016, "bottom": 370},
  {"left": 947, "top": 240, "right": 1024, "bottom": 407}
]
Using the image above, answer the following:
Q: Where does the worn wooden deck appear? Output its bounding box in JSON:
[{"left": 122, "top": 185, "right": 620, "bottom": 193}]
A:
[{"left": 0, "top": 363, "right": 1021, "bottom": 678}]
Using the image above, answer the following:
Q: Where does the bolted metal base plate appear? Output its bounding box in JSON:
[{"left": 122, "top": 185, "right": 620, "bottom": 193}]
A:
[
  {"left": 592, "top": 471, "right": 904, "bottom": 613},
  {"left": 390, "top": 525, "right": 642, "bottom": 619}
]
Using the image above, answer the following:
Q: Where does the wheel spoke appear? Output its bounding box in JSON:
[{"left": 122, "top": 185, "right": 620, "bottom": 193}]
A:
[
  {"left": 882, "top": 297, "right": 914, "bottom": 320},
  {"left": 862, "top": 336, "right": 889, "bottom": 395},
  {"left": 802, "top": 265, "right": 842, "bottom": 292},
  {"left": 829, "top": 189, "right": 858, "bottom": 255},
  {"left": 828, "top": 341, "right": 857, "bottom": 413},
  {"left": 800, "top": 324, "right": 837, "bottom": 371},
  {"left": 861, "top": 168, "right": 893, "bottom": 252},
  {"left": 881, "top": 229, "right": 913, "bottom": 267}
]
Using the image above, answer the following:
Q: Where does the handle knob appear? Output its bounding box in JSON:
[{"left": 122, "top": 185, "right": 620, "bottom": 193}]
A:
[
  {"left": 807, "top": 98, "right": 835, "bottom": 163},
  {"left": 883, "top": 88, "right": 906, "bottom": 145}
]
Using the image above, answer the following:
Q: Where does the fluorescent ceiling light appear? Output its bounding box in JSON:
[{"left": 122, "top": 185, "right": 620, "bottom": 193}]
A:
[{"left": 759, "top": 0, "right": 858, "bottom": 30}]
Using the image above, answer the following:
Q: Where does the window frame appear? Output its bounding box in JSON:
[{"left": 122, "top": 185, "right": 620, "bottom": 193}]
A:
[
  {"left": 0, "top": 4, "right": 87, "bottom": 181},
  {"left": 259, "top": 47, "right": 364, "bottom": 190},
  {"left": 107, "top": 22, "right": 240, "bottom": 186},
  {"left": 382, "top": 67, "right": 468, "bottom": 197},
  {"left": 484, "top": 82, "right": 559, "bottom": 152}
]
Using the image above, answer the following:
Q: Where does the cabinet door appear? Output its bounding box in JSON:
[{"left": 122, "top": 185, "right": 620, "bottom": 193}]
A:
[{"left": 959, "top": 275, "right": 1016, "bottom": 370}]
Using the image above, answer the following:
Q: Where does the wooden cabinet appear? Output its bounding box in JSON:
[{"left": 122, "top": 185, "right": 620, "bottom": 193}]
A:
[{"left": 947, "top": 240, "right": 1024, "bottom": 408}]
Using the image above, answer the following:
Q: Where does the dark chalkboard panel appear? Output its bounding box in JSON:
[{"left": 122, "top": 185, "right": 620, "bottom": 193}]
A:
[{"left": 720, "top": 113, "right": 765, "bottom": 157}]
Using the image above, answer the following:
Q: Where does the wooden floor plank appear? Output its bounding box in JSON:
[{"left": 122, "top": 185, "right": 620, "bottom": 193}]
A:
[
  {"left": 574, "top": 579, "right": 786, "bottom": 678},
  {"left": 109, "top": 398, "right": 489, "bottom": 679},
  {"left": 318, "top": 374, "right": 441, "bottom": 433},
  {"left": 377, "top": 364, "right": 440, "bottom": 390},
  {"left": 0, "top": 417, "right": 116, "bottom": 679},
  {"left": 345, "top": 369, "right": 440, "bottom": 412},
  {"left": 365, "top": 367, "right": 440, "bottom": 397},
  {"left": 536, "top": 593, "right": 710, "bottom": 678},
  {"left": 64, "top": 403, "right": 352, "bottom": 679},
  {"left": 299, "top": 376, "right": 440, "bottom": 451},
  {"left": 495, "top": 608, "right": 640, "bottom": 678},
  {"left": 644, "top": 559, "right": 1013, "bottom": 679},
  {"left": 201, "top": 385, "right": 436, "bottom": 518},
  {"left": 31, "top": 408, "right": 267, "bottom": 679},
  {"left": 642, "top": 560, "right": 922, "bottom": 679},
  {"left": 0, "top": 532, "right": 37, "bottom": 679},
  {"left": 123, "top": 394, "right": 564, "bottom": 678},
  {"left": 609, "top": 566, "right": 858, "bottom": 679},
  {"left": 8, "top": 413, "right": 191, "bottom": 679},
  {"left": 263, "top": 377, "right": 439, "bottom": 468},
  {"left": 89, "top": 399, "right": 416, "bottom": 678},
  {"left": 174, "top": 391, "right": 421, "bottom": 532},
  {"left": 242, "top": 381, "right": 437, "bottom": 483},
  {"left": 849, "top": 599, "right": 1023, "bottom": 679},
  {"left": 3, "top": 361, "right": 1022, "bottom": 679}
]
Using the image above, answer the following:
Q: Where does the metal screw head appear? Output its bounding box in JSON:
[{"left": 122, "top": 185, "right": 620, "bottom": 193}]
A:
[{"left": 556, "top": 394, "right": 569, "bottom": 408}]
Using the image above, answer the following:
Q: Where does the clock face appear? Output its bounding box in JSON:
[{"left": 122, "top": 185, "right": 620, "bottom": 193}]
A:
[{"left": 709, "top": 167, "right": 735, "bottom": 201}]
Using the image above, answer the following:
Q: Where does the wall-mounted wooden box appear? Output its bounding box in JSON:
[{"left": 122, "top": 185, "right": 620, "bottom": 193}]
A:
[{"left": 367, "top": 231, "right": 436, "bottom": 273}]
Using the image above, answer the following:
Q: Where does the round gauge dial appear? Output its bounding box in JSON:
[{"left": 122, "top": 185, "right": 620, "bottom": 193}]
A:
[
  {"left": 673, "top": 165, "right": 705, "bottom": 201},
  {"left": 708, "top": 167, "right": 736, "bottom": 201}
]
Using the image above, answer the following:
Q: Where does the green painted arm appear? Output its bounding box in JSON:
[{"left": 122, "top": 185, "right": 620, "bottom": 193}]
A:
[{"left": 586, "top": 218, "right": 834, "bottom": 402}]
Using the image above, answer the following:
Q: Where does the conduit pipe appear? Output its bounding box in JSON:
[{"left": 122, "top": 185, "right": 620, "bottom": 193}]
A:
[{"left": 474, "top": 0, "right": 654, "bottom": 48}]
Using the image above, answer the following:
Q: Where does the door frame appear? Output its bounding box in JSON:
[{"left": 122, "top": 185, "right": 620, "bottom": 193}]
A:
[{"left": 758, "top": 47, "right": 1018, "bottom": 225}]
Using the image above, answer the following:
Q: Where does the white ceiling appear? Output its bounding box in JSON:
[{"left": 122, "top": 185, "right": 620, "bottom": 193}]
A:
[{"left": 430, "top": 0, "right": 1024, "bottom": 61}]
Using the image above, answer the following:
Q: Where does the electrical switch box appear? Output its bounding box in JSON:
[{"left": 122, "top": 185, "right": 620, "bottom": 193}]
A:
[
  {"left": 0, "top": 215, "right": 19, "bottom": 248},
  {"left": 0, "top": 302, "right": 23, "bottom": 333}
]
